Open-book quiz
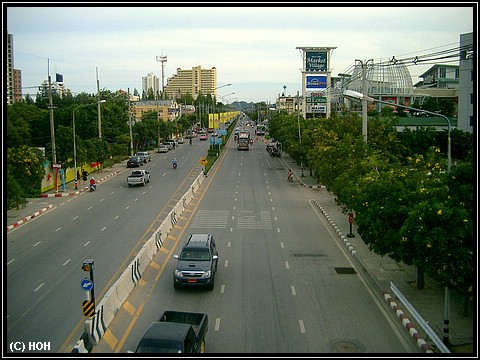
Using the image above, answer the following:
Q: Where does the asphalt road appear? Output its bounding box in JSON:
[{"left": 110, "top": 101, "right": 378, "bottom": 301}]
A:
[
  {"left": 93, "top": 130, "right": 420, "bottom": 354},
  {"left": 6, "top": 138, "right": 211, "bottom": 353}
]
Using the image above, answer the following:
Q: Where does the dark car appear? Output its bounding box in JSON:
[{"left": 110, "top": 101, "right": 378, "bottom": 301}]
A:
[
  {"left": 173, "top": 234, "right": 218, "bottom": 290},
  {"left": 127, "top": 156, "right": 142, "bottom": 168}
]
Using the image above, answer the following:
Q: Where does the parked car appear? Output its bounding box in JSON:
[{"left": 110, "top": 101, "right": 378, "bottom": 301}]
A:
[
  {"left": 177, "top": 137, "right": 185, "bottom": 144},
  {"left": 135, "top": 151, "right": 151, "bottom": 163},
  {"left": 127, "top": 156, "right": 143, "bottom": 168},
  {"left": 173, "top": 234, "right": 218, "bottom": 290},
  {"left": 163, "top": 142, "right": 174, "bottom": 150},
  {"left": 166, "top": 140, "right": 177, "bottom": 148},
  {"left": 157, "top": 145, "right": 169, "bottom": 153}
]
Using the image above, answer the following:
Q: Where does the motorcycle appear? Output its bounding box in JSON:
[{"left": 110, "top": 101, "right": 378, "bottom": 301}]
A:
[
  {"left": 172, "top": 162, "right": 177, "bottom": 169},
  {"left": 89, "top": 183, "right": 96, "bottom": 192}
]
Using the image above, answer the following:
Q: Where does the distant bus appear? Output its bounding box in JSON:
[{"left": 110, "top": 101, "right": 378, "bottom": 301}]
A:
[{"left": 256, "top": 125, "right": 266, "bottom": 136}]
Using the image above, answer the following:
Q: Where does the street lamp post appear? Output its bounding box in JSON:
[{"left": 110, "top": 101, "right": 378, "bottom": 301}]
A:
[
  {"left": 343, "top": 89, "right": 453, "bottom": 346},
  {"left": 217, "top": 92, "right": 235, "bottom": 128},
  {"left": 73, "top": 100, "right": 106, "bottom": 189}
]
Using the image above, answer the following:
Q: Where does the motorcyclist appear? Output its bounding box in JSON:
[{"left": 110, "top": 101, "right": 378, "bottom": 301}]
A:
[
  {"left": 172, "top": 158, "right": 178, "bottom": 169},
  {"left": 89, "top": 176, "right": 96, "bottom": 190}
]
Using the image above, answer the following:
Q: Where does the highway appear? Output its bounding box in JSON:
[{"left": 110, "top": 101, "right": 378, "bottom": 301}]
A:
[{"left": 7, "top": 124, "right": 420, "bottom": 354}]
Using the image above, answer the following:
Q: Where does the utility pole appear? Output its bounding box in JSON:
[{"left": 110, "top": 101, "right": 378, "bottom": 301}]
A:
[
  {"left": 47, "top": 59, "right": 58, "bottom": 192},
  {"left": 96, "top": 67, "right": 102, "bottom": 141},
  {"left": 128, "top": 88, "right": 134, "bottom": 156}
]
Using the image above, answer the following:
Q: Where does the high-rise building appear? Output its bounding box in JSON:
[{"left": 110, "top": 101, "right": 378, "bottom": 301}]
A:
[
  {"left": 142, "top": 73, "right": 160, "bottom": 98},
  {"left": 7, "top": 32, "right": 14, "bottom": 105},
  {"left": 164, "top": 66, "right": 217, "bottom": 100},
  {"left": 457, "top": 32, "right": 473, "bottom": 132},
  {"left": 13, "top": 69, "right": 22, "bottom": 103}
]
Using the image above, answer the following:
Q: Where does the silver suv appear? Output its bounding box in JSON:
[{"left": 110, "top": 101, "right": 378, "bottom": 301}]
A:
[
  {"left": 135, "top": 151, "right": 151, "bottom": 163},
  {"left": 173, "top": 234, "right": 218, "bottom": 290}
]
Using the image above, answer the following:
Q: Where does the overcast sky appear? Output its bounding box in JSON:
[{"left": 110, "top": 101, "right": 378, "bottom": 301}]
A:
[{"left": 6, "top": 4, "right": 474, "bottom": 103}]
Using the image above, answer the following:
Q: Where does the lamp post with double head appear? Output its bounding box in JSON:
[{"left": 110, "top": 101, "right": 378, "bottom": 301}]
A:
[
  {"left": 343, "top": 90, "right": 451, "bottom": 173},
  {"left": 73, "top": 100, "right": 106, "bottom": 189}
]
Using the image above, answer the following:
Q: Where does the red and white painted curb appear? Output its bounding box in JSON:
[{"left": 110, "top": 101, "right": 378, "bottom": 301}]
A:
[
  {"left": 7, "top": 204, "right": 54, "bottom": 232},
  {"left": 383, "top": 291, "right": 433, "bottom": 353},
  {"left": 40, "top": 171, "right": 119, "bottom": 198}
]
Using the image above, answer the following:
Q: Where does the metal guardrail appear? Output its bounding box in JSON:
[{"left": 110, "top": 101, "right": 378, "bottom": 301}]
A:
[{"left": 390, "top": 281, "right": 450, "bottom": 353}]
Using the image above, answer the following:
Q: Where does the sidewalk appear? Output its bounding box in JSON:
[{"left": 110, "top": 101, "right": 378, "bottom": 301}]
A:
[
  {"left": 6, "top": 163, "right": 127, "bottom": 232},
  {"left": 280, "top": 154, "right": 474, "bottom": 354}
]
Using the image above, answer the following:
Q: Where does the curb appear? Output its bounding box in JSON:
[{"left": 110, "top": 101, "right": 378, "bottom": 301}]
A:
[
  {"left": 383, "top": 291, "right": 434, "bottom": 353},
  {"left": 6, "top": 204, "right": 53, "bottom": 232},
  {"left": 40, "top": 171, "right": 119, "bottom": 198}
]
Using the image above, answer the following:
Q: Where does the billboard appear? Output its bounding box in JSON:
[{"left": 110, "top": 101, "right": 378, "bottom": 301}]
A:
[
  {"left": 306, "top": 51, "right": 327, "bottom": 72},
  {"left": 306, "top": 76, "right": 327, "bottom": 89}
]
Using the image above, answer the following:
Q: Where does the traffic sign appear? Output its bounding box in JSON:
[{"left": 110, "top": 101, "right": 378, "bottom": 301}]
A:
[
  {"left": 80, "top": 278, "right": 93, "bottom": 291},
  {"left": 200, "top": 158, "right": 208, "bottom": 166},
  {"left": 52, "top": 163, "right": 62, "bottom": 168}
]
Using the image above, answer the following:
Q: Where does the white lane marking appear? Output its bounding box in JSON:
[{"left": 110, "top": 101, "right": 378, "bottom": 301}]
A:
[
  {"left": 33, "top": 241, "right": 41, "bottom": 247},
  {"left": 7, "top": 259, "right": 15, "bottom": 266},
  {"left": 73, "top": 216, "right": 79, "bottom": 220},
  {"left": 277, "top": 228, "right": 281, "bottom": 233},
  {"left": 285, "top": 261, "right": 290, "bottom": 269},
  {"left": 224, "top": 260, "right": 229, "bottom": 267},
  {"left": 125, "top": 206, "right": 130, "bottom": 210},
  {"left": 228, "top": 242, "right": 231, "bottom": 247},
  {"left": 34, "top": 283, "right": 45, "bottom": 292},
  {"left": 230, "top": 227, "right": 233, "bottom": 232},
  {"left": 299, "top": 320, "right": 306, "bottom": 333},
  {"left": 88, "top": 206, "right": 93, "bottom": 210},
  {"left": 55, "top": 227, "right": 62, "bottom": 232},
  {"left": 280, "top": 242, "right": 284, "bottom": 248},
  {"left": 291, "top": 286, "right": 296, "bottom": 295},
  {"left": 101, "top": 227, "right": 107, "bottom": 232},
  {"left": 63, "top": 259, "right": 71, "bottom": 266},
  {"left": 220, "top": 284, "right": 225, "bottom": 294},
  {"left": 84, "top": 241, "right": 91, "bottom": 246},
  {"left": 215, "top": 318, "right": 221, "bottom": 331},
  {"left": 115, "top": 215, "right": 119, "bottom": 219}
]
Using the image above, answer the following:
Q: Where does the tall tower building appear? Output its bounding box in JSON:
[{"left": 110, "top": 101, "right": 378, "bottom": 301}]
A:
[
  {"left": 7, "top": 32, "right": 14, "bottom": 105},
  {"left": 458, "top": 32, "right": 473, "bottom": 132},
  {"left": 164, "top": 66, "right": 217, "bottom": 99},
  {"left": 142, "top": 73, "right": 160, "bottom": 98}
]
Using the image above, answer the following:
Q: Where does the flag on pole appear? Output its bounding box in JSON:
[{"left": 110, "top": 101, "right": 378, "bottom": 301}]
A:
[{"left": 56, "top": 73, "right": 64, "bottom": 83}]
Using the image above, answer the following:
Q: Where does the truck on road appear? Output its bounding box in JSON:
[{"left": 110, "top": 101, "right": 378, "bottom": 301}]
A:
[
  {"left": 127, "top": 169, "right": 150, "bottom": 187},
  {"left": 134, "top": 311, "right": 209, "bottom": 353},
  {"left": 237, "top": 131, "right": 251, "bottom": 150}
]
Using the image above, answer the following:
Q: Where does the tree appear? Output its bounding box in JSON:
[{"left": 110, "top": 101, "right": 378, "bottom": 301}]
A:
[{"left": 7, "top": 146, "right": 45, "bottom": 207}]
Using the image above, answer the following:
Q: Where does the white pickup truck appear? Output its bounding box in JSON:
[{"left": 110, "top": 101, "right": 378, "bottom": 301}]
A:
[{"left": 127, "top": 169, "right": 150, "bottom": 187}]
